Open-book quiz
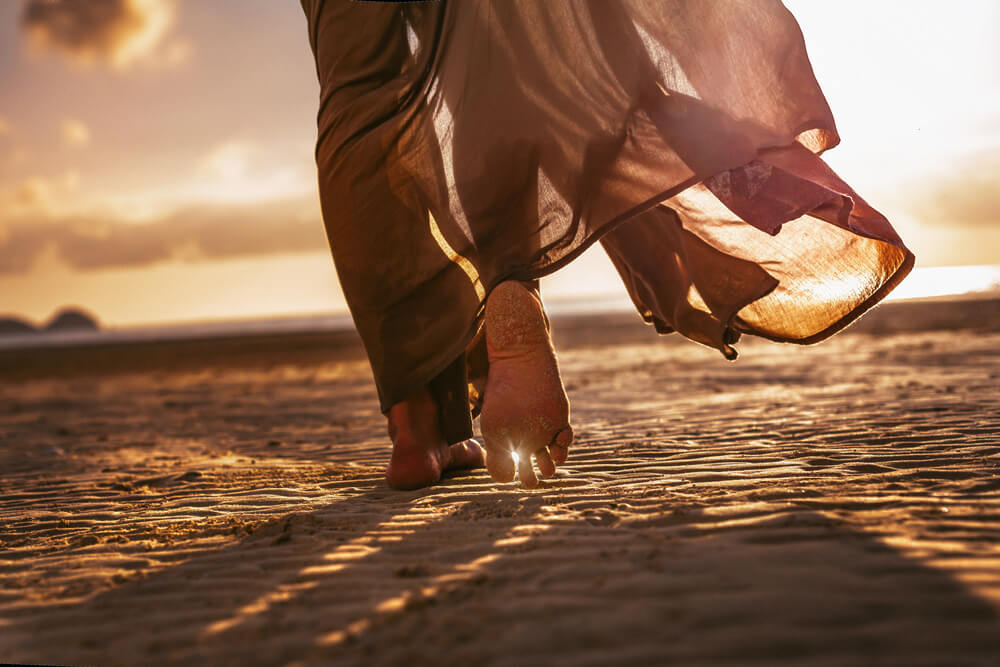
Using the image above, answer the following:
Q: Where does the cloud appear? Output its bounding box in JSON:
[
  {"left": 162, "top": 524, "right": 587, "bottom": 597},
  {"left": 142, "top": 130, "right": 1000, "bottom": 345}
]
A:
[
  {"left": 21, "top": 0, "right": 177, "bottom": 69},
  {"left": 913, "top": 149, "right": 1000, "bottom": 228},
  {"left": 200, "top": 140, "right": 251, "bottom": 182},
  {"left": 0, "top": 196, "right": 328, "bottom": 274},
  {"left": 0, "top": 226, "right": 47, "bottom": 273},
  {"left": 3, "top": 178, "right": 52, "bottom": 210},
  {"left": 60, "top": 118, "right": 90, "bottom": 147},
  {"left": 0, "top": 173, "right": 81, "bottom": 219}
]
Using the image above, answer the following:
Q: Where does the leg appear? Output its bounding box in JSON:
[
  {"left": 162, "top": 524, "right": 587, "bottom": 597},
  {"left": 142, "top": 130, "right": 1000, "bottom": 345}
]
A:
[
  {"left": 385, "top": 387, "right": 485, "bottom": 491},
  {"left": 480, "top": 281, "right": 573, "bottom": 488}
]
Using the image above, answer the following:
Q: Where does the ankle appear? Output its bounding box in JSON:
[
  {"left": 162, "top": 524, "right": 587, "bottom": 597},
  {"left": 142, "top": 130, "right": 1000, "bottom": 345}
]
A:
[{"left": 485, "top": 282, "right": 551, "bottom": 351}]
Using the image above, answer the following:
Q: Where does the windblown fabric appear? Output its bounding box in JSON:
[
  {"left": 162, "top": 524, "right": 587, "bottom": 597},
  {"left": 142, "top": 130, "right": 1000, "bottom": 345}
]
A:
[{"left": 301, "top": 0, "right": 913, "bottom": 439}]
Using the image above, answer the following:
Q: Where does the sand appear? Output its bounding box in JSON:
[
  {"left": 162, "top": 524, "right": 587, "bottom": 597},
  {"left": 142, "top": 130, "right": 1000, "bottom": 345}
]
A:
[{"left": 1, "top": 297, "right": 999, "bottom": 666}]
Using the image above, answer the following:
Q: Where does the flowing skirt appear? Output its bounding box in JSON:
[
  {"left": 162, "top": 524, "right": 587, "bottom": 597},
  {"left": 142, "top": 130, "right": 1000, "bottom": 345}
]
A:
[{"left": 301, "top": 0, "right": 913, "bottom": 441}]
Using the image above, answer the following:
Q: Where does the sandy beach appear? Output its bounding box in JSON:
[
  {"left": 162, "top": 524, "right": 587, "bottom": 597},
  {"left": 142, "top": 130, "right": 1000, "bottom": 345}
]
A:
[{"left": 2, "top": 297, "right": 999, "bottom": 666}]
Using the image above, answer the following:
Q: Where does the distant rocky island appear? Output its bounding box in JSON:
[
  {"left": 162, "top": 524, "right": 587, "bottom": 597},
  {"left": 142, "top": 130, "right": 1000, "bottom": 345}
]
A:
[{"left": 0, "top": 308, "right": 100, "bottom": 337}]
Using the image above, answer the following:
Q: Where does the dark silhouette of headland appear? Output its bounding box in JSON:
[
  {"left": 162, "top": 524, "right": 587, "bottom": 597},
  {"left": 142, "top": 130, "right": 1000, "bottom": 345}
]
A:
[{"left": 0, "top": 307, "right": 100, "bottom": 337}]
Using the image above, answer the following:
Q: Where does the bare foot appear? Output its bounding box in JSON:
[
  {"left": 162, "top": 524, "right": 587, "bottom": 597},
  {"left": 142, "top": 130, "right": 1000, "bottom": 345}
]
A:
[
  {"left": 480, "top": 281, "right": 573, "bottom": 488},
  {"left": 385, "top": 388, "right": 485, "bottom": 490}
]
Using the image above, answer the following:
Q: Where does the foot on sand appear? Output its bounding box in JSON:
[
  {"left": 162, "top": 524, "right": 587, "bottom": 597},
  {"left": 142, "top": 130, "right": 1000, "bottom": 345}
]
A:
[
  {"left": 385, "top": 388, "right": 485, "bottom": 490},
  {"left": 480, "top": 281, "right": 573, "bottom": 488}
]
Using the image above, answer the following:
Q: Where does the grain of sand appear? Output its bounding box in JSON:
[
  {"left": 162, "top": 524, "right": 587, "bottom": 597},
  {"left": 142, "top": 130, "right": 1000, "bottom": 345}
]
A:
[{"left": 1, "top": 299, "right": 999, "bottom": 666}]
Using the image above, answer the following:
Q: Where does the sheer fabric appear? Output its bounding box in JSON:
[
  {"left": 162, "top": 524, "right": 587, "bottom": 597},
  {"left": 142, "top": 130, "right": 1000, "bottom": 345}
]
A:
[{"left": 301, "top": 0, "right": 913, "bottom": 437}]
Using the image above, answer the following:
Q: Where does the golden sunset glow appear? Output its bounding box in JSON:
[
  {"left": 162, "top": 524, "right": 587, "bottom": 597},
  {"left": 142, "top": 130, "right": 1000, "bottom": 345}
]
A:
[{"left": 0, "top": 0, "right": 997, "bottom": 328}]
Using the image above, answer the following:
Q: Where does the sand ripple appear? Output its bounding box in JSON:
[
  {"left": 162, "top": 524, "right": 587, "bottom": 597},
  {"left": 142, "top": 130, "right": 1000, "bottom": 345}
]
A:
[{"left": 1, "top": 325, "right": 999, "bottom": 665}]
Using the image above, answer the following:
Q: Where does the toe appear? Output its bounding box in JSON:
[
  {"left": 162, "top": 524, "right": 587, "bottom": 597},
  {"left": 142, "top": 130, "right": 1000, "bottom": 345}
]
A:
[
  {"left": 517, "top": 450, "right": 539, "bottom": 488},
  {"left": 550, "top": 426, "right": 573, "bottom": 464},
  {"left": 484, "top": 442, "right": 516, "bottom": 483},
  {"left": 535, "top": 447, "right": 556, "bottom": 477}
]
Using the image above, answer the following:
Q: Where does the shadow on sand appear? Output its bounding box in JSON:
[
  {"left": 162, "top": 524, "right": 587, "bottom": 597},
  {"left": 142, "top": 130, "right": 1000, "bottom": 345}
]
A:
[{"left": 4, "top": 468, "right": 999, "bottom": 666}]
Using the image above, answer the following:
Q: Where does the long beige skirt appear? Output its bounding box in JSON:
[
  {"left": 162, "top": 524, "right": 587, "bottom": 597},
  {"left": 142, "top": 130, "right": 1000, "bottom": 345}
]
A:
[{"left": 301, "top": 0, "right": 913, "bottom": 441}]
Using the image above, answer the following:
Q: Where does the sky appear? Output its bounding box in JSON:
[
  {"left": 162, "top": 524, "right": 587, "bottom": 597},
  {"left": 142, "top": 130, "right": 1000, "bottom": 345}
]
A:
[{"left": 0, "top": 0, "right": 998, "bottom": 328}]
